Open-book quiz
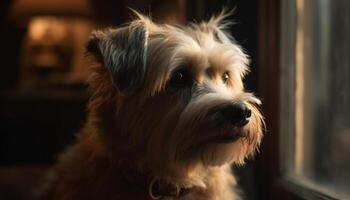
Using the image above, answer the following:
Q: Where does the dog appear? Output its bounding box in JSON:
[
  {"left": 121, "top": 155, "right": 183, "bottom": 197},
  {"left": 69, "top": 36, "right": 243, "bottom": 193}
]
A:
[{"left": 39, "top": 10, "right": 264, "bottom": 200}]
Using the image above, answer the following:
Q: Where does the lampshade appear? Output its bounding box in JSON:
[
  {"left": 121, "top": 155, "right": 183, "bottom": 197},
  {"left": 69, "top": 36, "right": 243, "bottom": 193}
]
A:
[{"left": 9, "top": 0, "right": 93, "bottom": 25}]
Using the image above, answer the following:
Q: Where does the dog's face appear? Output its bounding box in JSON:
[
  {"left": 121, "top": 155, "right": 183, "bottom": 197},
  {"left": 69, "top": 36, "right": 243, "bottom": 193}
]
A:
[{"left": 86, "top": 11, "right": 264, "bottom": 175}]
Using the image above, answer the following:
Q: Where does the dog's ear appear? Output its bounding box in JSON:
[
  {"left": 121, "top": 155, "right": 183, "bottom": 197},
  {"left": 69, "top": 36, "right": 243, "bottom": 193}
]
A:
[{"left": 86, "top": 21, "right": 148, "bottom": 96}]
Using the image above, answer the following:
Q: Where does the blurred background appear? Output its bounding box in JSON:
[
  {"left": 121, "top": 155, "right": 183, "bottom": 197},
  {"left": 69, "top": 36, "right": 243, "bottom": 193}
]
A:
[{"left": 0, "top": 0, "right": 349, "bottom": 200}]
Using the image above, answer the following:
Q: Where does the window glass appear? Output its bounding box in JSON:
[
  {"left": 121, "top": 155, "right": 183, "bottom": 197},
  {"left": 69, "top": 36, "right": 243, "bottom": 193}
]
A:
[{"left": 281, "top": 0, "right": 350, "bottom": 198}]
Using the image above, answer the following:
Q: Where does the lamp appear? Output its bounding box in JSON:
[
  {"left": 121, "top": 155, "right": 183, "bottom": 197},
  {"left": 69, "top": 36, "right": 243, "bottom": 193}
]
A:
[{"left": 8, "top": 0, "right": 94, "bottom": 89}]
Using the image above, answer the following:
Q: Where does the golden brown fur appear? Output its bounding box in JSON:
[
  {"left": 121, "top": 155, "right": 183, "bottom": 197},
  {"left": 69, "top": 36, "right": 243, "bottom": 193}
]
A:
[{"left": 39, "top": 10, "right": 264, "bottom": 200}]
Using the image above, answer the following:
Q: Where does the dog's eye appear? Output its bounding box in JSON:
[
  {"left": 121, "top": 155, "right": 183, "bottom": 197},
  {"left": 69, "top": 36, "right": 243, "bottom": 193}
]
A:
[
  {"left": 222, "top": 72, "right": 230, "bottom": 84},
  {"left": 169, "top": 69, "right": 192, "bottom": 87}
]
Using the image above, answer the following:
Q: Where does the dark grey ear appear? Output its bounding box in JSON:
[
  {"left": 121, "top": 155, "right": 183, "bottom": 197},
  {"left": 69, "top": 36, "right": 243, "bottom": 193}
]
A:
[{"left": 86, "top": 22, "right": 148, "bottom": 96}]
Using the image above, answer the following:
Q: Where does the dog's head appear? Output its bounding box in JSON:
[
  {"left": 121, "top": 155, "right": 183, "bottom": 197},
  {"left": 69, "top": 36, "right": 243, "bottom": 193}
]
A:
[{"left": 86, "top": 10, "right": 264, "bottom": 177}]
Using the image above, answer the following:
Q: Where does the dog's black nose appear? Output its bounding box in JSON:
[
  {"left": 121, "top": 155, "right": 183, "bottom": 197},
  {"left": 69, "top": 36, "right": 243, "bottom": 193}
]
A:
[{"left": 221, "top": 103, "right": 251, "bottom": 127}]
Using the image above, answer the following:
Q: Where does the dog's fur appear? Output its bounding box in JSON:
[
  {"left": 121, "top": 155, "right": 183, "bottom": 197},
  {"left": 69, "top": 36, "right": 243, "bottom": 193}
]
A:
[{"left": 39, "top": 10, "right": 264, "bottom": 200}]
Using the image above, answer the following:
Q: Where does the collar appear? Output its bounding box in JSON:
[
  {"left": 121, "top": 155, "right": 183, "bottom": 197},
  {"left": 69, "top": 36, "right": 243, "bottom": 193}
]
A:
[
  {"left": 121, "top": 168, "right": 192, "bottom": 199},
  {"left": 148, "top": 178, "right": 191, "bottom": 199}
]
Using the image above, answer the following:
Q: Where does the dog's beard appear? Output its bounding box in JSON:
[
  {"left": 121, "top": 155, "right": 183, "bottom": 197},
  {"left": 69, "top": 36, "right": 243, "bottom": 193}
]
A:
[{"left": 175, "top": 105, "right": 263, "bottom": 167}]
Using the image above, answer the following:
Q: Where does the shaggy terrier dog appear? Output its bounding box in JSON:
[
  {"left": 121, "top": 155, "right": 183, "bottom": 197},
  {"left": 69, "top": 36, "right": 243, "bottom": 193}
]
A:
[{"left": 40, "top": 10, "right": 264, "bottom": 200}]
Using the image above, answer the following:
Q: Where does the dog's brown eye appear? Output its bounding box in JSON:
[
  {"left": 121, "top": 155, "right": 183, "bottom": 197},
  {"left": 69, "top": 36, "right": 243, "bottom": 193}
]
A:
[
  {"left": 169, "top": 69, "right": 192, "bottom": 88},
  {"left": 222, "top": 72, "right": 230, "bottom": 84}
]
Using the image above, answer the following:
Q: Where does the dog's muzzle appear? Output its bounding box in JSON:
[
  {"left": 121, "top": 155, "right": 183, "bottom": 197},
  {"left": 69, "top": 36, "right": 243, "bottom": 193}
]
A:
[
  {"left": 204, "top": 102, "right": 251, "bottom": 143},
  {"left": 220, "top": 103, "right": 251, "bottom": 127}
]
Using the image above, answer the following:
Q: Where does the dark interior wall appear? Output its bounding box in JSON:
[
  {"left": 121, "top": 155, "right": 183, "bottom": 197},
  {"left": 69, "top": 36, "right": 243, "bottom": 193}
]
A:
[{"left": 0, "top": 1, "right": 25, "bottom": 90}]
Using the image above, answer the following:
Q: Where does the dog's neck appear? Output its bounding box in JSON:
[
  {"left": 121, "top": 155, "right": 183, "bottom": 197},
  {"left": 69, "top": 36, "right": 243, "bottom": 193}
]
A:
[
  {"left": 64, "top": 131, "right": 236, "bottom": 199},
  {"left": 118, "top": 157, "right": 234, "bottom": 199},
  {"left": 76, "top": 131, "right": 197, "bottom": 198}
]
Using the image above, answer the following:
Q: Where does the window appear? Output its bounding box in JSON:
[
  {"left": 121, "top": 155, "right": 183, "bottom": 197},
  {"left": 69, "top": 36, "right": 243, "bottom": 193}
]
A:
[{"left": 280, "top": 0, "right": 350, "bottom": 199}]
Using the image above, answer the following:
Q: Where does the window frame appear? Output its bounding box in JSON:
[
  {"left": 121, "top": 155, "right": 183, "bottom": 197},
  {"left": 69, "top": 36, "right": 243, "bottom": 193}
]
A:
[{"left": 258, "top": 0, "right": 344, "bottom": 199}]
